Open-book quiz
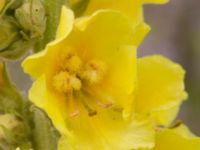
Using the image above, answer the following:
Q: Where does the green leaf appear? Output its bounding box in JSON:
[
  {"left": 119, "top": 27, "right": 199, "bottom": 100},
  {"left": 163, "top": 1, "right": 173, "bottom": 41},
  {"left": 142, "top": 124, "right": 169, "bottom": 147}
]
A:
[{"left": 31, "top": 106, "right": 60, "bottom": 150}]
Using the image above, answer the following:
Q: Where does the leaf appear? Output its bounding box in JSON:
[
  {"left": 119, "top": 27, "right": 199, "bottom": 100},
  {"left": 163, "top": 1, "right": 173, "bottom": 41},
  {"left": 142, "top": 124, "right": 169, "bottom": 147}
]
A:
[{"left": 31, "top": 106, "right": 60, "bottom": 150}]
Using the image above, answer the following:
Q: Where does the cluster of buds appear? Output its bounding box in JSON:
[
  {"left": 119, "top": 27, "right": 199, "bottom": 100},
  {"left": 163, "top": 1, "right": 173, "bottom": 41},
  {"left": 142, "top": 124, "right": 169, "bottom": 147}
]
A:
[{"left": 0, "top": 0, "right": 46, "bottom": 59}]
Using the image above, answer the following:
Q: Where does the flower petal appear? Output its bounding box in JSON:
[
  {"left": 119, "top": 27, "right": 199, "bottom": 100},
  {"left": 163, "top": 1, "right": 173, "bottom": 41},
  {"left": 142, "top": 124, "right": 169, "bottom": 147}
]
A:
[
  {"left": 29, "top": 75, "right": 72, "bottom": 139},
  {"left": 56, "top": 6, "right": 74, "bottom": 40},
  {"left": 83, "top": 0, "right": 143, "bottom": 24},
  {"left": 153, "top": 124, "right": 200, "bottom": 150},
  {"left": 96, "top": 46, "right": 137, "bottom": 119},
  {"left": 150, "top": 104, "right": 180, "bottom": 126},
  {"left": 70, "top": 10, "right": 135, "bottom": 59},
  {"left": 59, "top": 109, "right": 155, "bottom": 150},
  {"left": 22, "top": 7, "right": 74, "bottom": 79},
  {"left": 0, "top": 0, "right": 5, "bottom": 12},
  {"left": 135, "top": 55, "right": 187, "bottom": 125},
  {"left": 142, "top": 0, "right": 169, "bottom": 4},
  {"left": 81, "top": 0, "right": 151, "bottom": 46}
]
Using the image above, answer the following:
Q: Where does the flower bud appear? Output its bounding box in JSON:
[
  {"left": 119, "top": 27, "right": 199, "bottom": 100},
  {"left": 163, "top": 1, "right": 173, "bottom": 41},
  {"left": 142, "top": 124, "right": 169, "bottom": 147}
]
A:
[
  {"left": 15, "top": 0, "right": 46, "bottom": 38},
  {"left": 0, "top": 17, "right": 19, "bottom": 52}
]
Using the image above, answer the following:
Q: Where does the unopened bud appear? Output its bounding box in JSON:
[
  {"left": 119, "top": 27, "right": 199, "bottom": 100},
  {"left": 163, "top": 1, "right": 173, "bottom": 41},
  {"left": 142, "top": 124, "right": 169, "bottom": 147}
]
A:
[
  {"left": 0, "top": 17, "right": 19, "bottom": 51},
  {"left": 0, "top": 114, "right": 20, "bottom": 139},
  {"left": 15, "top": 0, "right": 46, "bottom": 38}
]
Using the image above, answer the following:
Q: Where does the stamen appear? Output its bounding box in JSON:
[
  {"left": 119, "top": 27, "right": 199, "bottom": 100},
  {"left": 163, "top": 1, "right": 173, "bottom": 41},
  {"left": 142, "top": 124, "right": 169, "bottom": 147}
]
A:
[
  {"left": 53, "top": 71, "right": 71, "bottom": 93},
  {"left": 76, "top": 92, "right": 97, "bottom": 117},
  {"left": 70, "top": 110, "right": 80, "bottom": 118},
  {"left": 53, "top": 71, "right": 82, "bottom": 93},
  {"left": 70, "top": 75, "right": 82, "bottom": 91},
  {"left": 61, "top": 53, "right": 82, "bottom": 73},
  {"left": 96, "top": 101, "right": 113, "bottom": 108},
  {"left": 81, "top": 60, "right": 107, "bottom": 84},
  {"left": 82, "top": 88, "right": 113, "bottom": 109},
  {"left": 67, "top": 93, "right": 80, "bottom": 118}
]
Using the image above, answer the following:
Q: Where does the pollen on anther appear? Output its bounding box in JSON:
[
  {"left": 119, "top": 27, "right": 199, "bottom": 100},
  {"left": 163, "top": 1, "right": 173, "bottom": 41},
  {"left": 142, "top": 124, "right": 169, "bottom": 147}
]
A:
[{"left": 52, "top": 71, "right": 81, "bottom": 93}]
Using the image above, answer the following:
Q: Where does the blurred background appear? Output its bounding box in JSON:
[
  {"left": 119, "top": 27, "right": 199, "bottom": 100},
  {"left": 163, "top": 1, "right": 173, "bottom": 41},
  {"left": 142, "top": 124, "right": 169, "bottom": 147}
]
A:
[{"left": 7, "top": 0, "right": 200, "bottom": 135}]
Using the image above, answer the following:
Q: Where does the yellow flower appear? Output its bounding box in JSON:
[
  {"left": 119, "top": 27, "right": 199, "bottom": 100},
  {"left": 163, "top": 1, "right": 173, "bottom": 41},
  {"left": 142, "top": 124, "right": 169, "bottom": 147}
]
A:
[
  {"left": 134, "top": 55, "right": 187, "bottom": 126},
  {"left": 152, "top": 124, "right": 200, "bottom": 150},
  {"left": 22, "top": 7, "right": 155, "bottom": 150}
]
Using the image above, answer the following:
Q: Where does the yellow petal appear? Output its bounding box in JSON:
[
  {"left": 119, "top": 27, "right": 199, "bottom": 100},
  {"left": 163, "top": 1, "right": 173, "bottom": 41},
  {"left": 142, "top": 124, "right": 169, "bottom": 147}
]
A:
[
  {"left": 83, "top": 0, "right": 143, "bottom": 25},
  {"left": 29, "top": 75, "right": 73, "bottom": 141},
  {"left": 142, "top": 0, "right": 169, "bottom": 4},
  {"left": 82, "top": 0, "right": 151, "bottom": 46},
  {"left": 31, "top": 77, "right": 155, "bottom": 150},
  {"left": 22, "top": 7, "right": 74, "bottom": 79},
  {"left": 97, "top": 46, "right": 137, "bottom": 119},
  {"left": 150, "top": 104, "right": 180, "bottom": 126},
  {"left": 59, "top": 109, "right": 155, "bottom": 150},
  {"left": 132, "top": 22, "right": 150, "bottom": 47},
  {"left": 58, "top": 135, "right": 74, "bottom": 150},
  {"left": 0, "top": 0, "right": 5, "bottom": 12},
  {"left": 153, "top": 124, "right": 200, "bottom": 150},
  {"left": 135, "top": 55, "right": 187, "bottom": 125},
  {"left": 71, "top": 10, "right": 135, "bottom": 60},
  {"left": 56, "top": 6, "right": 74, "bottom": 40}
]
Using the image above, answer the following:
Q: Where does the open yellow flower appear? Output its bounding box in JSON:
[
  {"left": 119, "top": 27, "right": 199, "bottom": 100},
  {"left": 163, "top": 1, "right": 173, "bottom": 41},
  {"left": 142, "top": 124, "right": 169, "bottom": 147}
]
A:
[
  {"left": 22, "top": 7, "right": 155, "bottom": 150},
  {"left": 152, "top": 124, "right": 200, "bottom": 150},
  {"left": 134, "top": 55, "right": 187, "bottom": 126}
]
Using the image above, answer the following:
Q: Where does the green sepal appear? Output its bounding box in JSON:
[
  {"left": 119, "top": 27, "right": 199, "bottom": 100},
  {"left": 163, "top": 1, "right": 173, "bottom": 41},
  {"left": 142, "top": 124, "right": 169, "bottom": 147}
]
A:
[{"left": 31, "top": 106, "right": 60, "bottom": 150}]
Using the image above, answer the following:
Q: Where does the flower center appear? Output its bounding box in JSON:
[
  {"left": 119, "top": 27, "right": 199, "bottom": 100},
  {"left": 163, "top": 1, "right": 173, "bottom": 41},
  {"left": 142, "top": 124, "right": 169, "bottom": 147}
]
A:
[{"left": 52, "top": 52, "right": 111, "bottom": 117}]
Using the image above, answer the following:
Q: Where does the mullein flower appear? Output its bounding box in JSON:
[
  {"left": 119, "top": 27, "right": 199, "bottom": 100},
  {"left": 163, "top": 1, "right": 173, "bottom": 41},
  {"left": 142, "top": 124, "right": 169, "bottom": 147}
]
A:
[
  {"left": 152, "top": 123, "right": 200, "bottom": 150},
  {"left": 70, "top": 0, "right": 188, "bottom": 128},
  {"left": 22, "top": 7, "right": 156, "bottom": 150}
]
